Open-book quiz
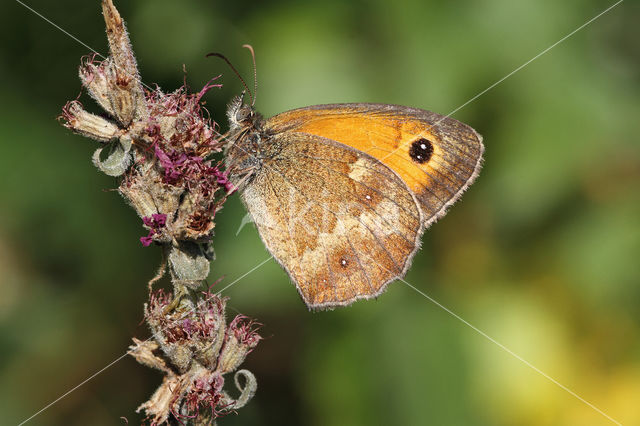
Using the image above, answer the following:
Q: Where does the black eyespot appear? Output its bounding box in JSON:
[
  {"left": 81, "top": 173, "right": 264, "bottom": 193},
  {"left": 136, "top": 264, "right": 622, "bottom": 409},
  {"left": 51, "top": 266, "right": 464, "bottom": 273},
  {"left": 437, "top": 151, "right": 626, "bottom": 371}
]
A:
[
  {"left": 339, "top": 258, "right": 348, "bottom": 268},
  {"left": 409, "top": 138, "right": 434, "bottom": 164}
]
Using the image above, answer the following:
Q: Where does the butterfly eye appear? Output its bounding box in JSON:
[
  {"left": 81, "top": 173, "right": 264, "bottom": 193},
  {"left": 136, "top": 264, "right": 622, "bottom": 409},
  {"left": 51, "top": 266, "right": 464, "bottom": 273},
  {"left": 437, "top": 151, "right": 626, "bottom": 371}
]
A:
[
  {"left": 236, "top": 110, "right": 248, "bottom": 122},
  {"left": 235, "top": 106, "right": 254, "bottom": 124}
]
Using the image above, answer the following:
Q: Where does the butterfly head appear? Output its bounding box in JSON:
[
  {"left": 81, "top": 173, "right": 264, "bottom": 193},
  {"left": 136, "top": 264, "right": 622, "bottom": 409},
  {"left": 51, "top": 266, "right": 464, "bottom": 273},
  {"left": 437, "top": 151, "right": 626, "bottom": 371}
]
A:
[
  {"left": 227, "top": 92, "right": 262, "bottom": 133},
  {"left": 225, "top": 93, "right": 266, "bottom": 186}
]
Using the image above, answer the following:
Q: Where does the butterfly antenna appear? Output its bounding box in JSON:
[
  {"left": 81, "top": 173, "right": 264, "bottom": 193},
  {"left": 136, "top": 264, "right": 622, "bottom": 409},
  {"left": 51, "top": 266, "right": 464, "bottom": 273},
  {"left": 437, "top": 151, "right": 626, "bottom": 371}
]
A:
[
  {"left": 242, "top": 44, "right": 258, "bottom": 106},
  {"left": 206, "top": 51, "right": 253, "bottom": 105}
]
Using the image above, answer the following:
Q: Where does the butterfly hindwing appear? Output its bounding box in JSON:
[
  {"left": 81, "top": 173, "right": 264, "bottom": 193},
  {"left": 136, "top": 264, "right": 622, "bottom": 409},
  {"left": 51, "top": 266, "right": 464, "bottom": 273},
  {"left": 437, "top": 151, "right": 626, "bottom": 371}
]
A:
[{"left": 240, "top": 132, "right": 423, "bottom": 309}]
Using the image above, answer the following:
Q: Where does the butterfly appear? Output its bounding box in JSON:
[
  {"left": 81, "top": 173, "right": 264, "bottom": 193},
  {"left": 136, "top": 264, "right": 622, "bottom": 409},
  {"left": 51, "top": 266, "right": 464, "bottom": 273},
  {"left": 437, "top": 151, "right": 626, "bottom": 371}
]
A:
[{"left": 225, "top": 96, "right": 483, "bottom": 310}]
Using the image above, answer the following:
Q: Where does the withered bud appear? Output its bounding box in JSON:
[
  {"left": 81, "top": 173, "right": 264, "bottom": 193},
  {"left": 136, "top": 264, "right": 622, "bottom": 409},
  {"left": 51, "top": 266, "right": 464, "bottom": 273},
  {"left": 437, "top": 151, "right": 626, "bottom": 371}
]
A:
[
  {"left": 79, "top": 56, "right": 115, "bottom": 117},
  {"left": 183, "top": 369, "right": 225, "bottom": 416},
  {"left": 145, "top": 291, "right": 198, "bottom": 372},
  {"left": 216, "top": 315, "right": 262, "bottom": 374},
  {"left": 60, "top": 100, "right": 119, "bottom": 142},
  {"left": 101, "top": 0, "right": 148, "bottom": 125},
  {"left": 128, "top": 338, "right": 172, "bottom": 374}
]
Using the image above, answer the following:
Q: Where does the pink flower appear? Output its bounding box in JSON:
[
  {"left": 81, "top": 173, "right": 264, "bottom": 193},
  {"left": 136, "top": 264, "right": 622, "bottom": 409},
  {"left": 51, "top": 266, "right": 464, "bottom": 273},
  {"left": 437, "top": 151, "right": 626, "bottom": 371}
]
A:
[
  {"left": 140, "top": 214, "right": 168, "bottom": 246},
  {"left": 140, "top": 235, "right": 154, "bottom": 247}
]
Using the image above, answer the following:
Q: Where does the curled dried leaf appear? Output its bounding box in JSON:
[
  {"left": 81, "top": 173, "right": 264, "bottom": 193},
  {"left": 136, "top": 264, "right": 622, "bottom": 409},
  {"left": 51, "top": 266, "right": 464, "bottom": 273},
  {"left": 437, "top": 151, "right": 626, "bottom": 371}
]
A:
[
  {"left": 229, "top": 369, "right": 257, "bottom": 410},
  {"left": 168, "top": 241, "right": 212, "bottom": 288},
  {"left": 91, "top": 135, "right": 132, "bottom": 176}
]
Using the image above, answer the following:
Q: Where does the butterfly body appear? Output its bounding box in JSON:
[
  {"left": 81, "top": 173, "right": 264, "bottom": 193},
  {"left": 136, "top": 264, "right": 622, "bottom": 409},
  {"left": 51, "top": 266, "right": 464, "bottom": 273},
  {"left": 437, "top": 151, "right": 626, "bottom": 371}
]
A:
[{"left": 225, "top": 96, "right": 483, "bottom": 310}]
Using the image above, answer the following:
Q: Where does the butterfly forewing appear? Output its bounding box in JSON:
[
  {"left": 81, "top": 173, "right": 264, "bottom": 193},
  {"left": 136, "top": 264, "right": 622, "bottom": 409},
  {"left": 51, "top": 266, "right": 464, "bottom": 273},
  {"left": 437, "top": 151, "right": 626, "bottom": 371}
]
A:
[{"left": 265, "top": 103, "right": 484, "bottom": 226}]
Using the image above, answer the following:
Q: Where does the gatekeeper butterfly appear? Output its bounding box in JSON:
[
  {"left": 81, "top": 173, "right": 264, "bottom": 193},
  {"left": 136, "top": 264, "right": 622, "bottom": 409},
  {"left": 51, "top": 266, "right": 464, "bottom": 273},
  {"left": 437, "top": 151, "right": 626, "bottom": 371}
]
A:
[{"left": 223, "top": 67, "right": 483, "bottom": 310}]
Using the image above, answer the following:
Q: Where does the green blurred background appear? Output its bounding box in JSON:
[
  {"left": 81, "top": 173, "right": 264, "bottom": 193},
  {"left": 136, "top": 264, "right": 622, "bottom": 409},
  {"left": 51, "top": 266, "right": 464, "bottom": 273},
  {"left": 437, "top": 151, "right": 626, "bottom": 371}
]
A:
[{"left": 1, "top": 0, "right": 639, "bottom": 425}]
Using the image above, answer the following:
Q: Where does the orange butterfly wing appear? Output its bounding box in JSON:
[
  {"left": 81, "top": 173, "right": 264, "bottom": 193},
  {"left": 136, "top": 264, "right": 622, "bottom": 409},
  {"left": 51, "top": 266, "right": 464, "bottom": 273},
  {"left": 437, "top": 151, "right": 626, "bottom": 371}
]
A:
[{"left": 265, "top": 104, "right": 484, "bottom": 226}]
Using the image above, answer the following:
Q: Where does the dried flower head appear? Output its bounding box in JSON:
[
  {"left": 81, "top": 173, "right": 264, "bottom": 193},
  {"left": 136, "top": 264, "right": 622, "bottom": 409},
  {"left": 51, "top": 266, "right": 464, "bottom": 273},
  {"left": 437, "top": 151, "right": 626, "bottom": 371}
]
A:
[
  {"left": 60, "top": 0, "right": 233, "bottom": 288},
  {"left": 59, "top": 1, "right": 263, "bottom": 424},
  {"left": 130, "top": 291, "right": 261, "bottom": 424}
]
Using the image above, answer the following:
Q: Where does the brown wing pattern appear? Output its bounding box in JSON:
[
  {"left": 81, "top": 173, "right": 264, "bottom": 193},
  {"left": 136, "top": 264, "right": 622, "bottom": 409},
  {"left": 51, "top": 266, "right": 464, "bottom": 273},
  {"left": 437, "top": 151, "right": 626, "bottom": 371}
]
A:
[
  {"left": 240, "top": 133, "right": 423, "bottom": 309},
  {"left": 265, "top": 103, "right": 484, "bottom": 226}
]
